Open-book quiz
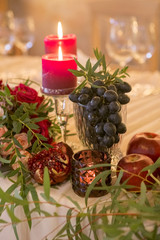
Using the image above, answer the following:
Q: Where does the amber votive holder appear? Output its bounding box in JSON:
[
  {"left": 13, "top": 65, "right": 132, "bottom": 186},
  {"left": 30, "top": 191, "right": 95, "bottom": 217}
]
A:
[{"left": 72, "top": 149, "right": 111, "bottom": 197}]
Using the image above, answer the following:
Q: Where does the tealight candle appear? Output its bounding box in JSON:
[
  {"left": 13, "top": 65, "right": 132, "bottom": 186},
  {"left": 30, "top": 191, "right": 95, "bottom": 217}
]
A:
[
  {"left": 72, "top": 150, "right": 111, "bottom": 197},
  {"left": 44, "top": 21, "right": 77, "bottom": 55},
  {"left": 41, "top": 46, "right": 77, "bottom": 95}
]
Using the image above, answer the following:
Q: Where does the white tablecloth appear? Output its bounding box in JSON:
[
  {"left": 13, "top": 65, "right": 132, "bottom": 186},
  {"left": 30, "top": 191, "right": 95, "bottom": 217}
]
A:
[{"left": 0, "top": 54, "right": 160, "bottom": 240}]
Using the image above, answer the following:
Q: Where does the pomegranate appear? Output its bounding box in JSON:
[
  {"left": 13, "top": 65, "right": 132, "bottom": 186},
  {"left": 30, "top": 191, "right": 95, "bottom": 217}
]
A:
[{"left": 28, "top": 142, "right": 73, "bottom": 185}]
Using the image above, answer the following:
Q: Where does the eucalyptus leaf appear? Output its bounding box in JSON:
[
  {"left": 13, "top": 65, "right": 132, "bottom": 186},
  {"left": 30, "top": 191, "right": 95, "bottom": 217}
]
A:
[
  {"left": 27, "top": 130, "right": 33, "bottom": 143},
  {"left": 13, "top": 121, "right": 22, "bottom": 134},
  {"left": 4, "top": 86, "right": 11, "bottom": 96},
  {"left": 27, "top": 123, "right": 40, "bottom": 130},
  {"left": 31, "top": 140, "right": 38, "bottom": 152},
  {"left": 13, "top": 137, "right": 23, "bottom": 149},
  {"left": 68, "top": 69, "right": 85, "bottom": 77},
  {"left": 43, "top": 167, "right": 50, "bottom": 200},
  {"left": 0, "top": 157, "right": 10, "bottom": 164},
  {"left": 6, "top": 206, "right": 21, "bottom": 223},
  {"left": 73, "top": 58, "right": 86, "bottom": 71}
]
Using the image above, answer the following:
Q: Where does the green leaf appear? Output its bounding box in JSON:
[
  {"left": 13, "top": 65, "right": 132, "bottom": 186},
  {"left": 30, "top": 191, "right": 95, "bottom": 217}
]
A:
[
  {"left": 13, "top": 137, "right": 23, "bottom": 149},
  {"left": 73, "top": 58, "right": 86, "bottom": 71},
  {"left": 92, "top": 57, "right": 102, "bottom": 72},
  {"left": 139, "top": 182, "right": 147, "bottom": 205},
  {"left": 66, "top": 208, "right": 75, "bottom": 238},
  {"left": 27, "top": 123, "right": 39, "bottom": 130},
  {"left": 66, "top": 196, "right": 82, "bottom": 211},
  {"left": 27, "top": 130, "right": 33, "bottom": 143},
  {"left": 6, "top": 206, "right": 21, "bottom": 223},
  {"left": 12, "top": 224, "right": 20, "bottom": 240},
  {"left": 68, "top": 69, "right": 85, "bottom": 77},
  {"left": 102, "top": 54, "right": 107, "bottom": 72},
  {"left": 85, "top": 58, "right": 91, "bottom": 70},
  {"left": 0, "top": 91, "right": 5, "bottom": 96},
  {"left": 43, "top": 167, "right": 50, "bottom": 200},
  {"left": 31, "top": 140, "right": 38, "bottom": 152},
  {"left": 0, "top": 157, "right": 10, "bottom": 164},
  {"left": 142, "top": 158, "right": 160, "bottom": 175},
  {"left": 5, "top": 97, "right": 13, "bottom": 106},
  {"left": 4, "top": 86, "right": 11, "bottom": 95},
  {"left": 36, "top": 133, "right": 47, "bottom": 141},
  {"left": 31, "top": 117, "right": 47, "bottom": 123},
  {"left": 3, "top": 142, "right": 13, "bottom": 152},
  {"left": 20, "top": 113, "right": 29, "bottom": 121},
  {"left": 23, "top": 204, "right": 32, "bottom": 229},
  {"left": 27, "top": 184, "right": 40, "bottom": 214},
  {"left": 0, "top": 219, "right": 7, "bottom": 223},
  {"left": 13, "top": 121, "right": 22, "bottom": 134},
  {"left": 7, "top": 168, "right": 20, "bottom": 177}
]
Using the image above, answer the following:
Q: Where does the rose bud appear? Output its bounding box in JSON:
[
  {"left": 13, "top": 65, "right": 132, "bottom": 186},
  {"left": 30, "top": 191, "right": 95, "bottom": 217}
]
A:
[
  {"left": 11, "top": 150, "right": 32, "bottom": 170},
  {"left": 14, "top": 132, "right": 31, "bottom": 150},
  {"left": 0, "top": 126, "right": 8, "bottom": 138}
]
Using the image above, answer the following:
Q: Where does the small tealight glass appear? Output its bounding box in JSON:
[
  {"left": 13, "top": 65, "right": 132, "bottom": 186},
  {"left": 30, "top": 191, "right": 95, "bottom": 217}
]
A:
[{"left": 72, "top": 149, "right": 111, "bottom": 197}]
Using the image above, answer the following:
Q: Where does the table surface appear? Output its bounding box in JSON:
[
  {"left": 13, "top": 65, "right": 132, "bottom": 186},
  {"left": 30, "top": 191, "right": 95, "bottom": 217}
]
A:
[{"left": 0, "top": 53, "right": 160, "bottom": 240}]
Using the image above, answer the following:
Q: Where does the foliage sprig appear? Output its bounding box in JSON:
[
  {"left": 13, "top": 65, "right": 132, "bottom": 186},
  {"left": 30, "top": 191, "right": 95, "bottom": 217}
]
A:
[{"left": 69, "top": 48, "right": 129, "bottom": 93}]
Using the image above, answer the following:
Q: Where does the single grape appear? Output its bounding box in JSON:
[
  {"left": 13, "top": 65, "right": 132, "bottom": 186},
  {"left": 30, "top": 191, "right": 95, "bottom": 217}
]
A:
[
  {"left": 80, "top": 86, "right": 92, "bottom": 95},
  {"left": 92, "top": 80, "right": 105, "bottom": 86},
  {"left": 90, "top": 96, "right": 101, "bottom": 109},
  {"left": 103, "top": 122, "right": 116, "bottom": 136},
  {"left": 103, "top": 135, "right": 115, "bottom": 148},
  {"left": 104, "top": 90, "right": 118, "bottom": 103},
  {"left": 116, "top": 122, "right": 127, "bottom": 134},
  {"left": 95, "top": 122, "right": 105, "bottom": 136},
  {"left": 108, "top": 101, "right": 121, "bottom": 113},
  {"left": 114, "top": 134, "right": 120, "bottom": 143},
  {"left": 107, "top": 84, "right": 117, "bottom": 92},
  {"left": 86, "top": 101, "right": 95, "bottom": 112},
  {"left": 78, "top": 94, "right": 90, "bottom": 105},
  {"left": 115, "top": 81, "right": 132, "bottom": 93},
  {"left": 97, "top": 86, "right": 107, "bottom": 96},
  {"left": 99, "top": 105, "right": 109, "bottom": 118},
  {"left": 69, "top": 92, "right": 79, "bottom": 103},
  {"left": 108, "top": 113, "right": 122, "bottom": 125},
  {"left": 118, "top": 93, "right": 130, "bottom": 104},
  {"left": 88, "top": 111, "right": 100, "bottom": 126}
]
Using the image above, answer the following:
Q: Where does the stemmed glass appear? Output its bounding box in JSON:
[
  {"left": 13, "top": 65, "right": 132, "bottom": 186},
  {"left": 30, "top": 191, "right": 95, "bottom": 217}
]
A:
[
  {"left": 0, "top": 10, "right": 15, "bottom": 55},
  {"left": 13, "top": 16, "right": 35, "bottom": 55},
  {"left": 105, "top": 16, "right": 135, "bottom": 67},
  {"left": 131, "top": 17, "right": 156, "bottom": 65},
  {"left": 54, "top": 95, "right": 72, "bottom": 142}
]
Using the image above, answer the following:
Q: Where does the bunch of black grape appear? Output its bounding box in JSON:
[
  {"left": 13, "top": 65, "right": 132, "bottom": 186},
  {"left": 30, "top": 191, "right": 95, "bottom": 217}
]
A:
[{"left": 69, "top": 79, "right": 131, "bottom": 151}]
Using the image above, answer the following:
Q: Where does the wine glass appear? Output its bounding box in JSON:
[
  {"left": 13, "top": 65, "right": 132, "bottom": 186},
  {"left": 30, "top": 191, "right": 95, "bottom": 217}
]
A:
[
  {"left": 13, "top": 16, "right": 35, "bottom": 55},
  {"left": 105, "top": 16, "right": 135, "bottom": 67},
  {"left": 131, "top": 17, "right": 156, "bottom": 64},
  {"left": 0, "top": 11, "right": 15, "bottom": 55}
]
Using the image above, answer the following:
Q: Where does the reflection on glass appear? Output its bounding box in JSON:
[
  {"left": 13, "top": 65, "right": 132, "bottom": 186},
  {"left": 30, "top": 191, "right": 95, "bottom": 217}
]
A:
[
  {"left": 0, "top": 11, "right": 14, "bottom": 55},
  {"left": 14, "top": 17, "right": 35, "bottom": 55},
  {"left": 131, "top": 18, "right": 155, "bottom": 64}
]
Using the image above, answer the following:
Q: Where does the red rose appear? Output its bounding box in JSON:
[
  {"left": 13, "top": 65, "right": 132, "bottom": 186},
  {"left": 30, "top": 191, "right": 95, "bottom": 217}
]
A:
[
  {"left": 10, "top": 84, "right": 44, "bottom": 106},
  {"left": 36, "top": 119, "right": 52, "bottom": 143},
  {"left": 0, "top": 80, "right": 4, "bottom": 90}
]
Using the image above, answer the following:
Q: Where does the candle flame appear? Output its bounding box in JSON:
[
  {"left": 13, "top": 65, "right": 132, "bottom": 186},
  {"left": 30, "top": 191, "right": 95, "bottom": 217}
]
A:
[
  {"left": 58, "top": 46, "right": 63, "bottom": 60},
  {"left": 58, "top": 21, "right": 63, "bottom": 39}
]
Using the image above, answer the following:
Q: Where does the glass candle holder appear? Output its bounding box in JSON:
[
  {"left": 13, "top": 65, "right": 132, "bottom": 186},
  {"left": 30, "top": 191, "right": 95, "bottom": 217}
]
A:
[{"left": 72, "top": 149, "right": 111, "bottom": 197}]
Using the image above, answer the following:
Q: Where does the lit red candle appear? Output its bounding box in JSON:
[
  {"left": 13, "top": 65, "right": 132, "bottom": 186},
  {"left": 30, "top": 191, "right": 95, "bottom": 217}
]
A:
[
  {"left": 42, "top": 46, "right": 77, "bottom": 95},
  {"left": 44, "top": 22, "right": 77, "bottom": 55}
]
